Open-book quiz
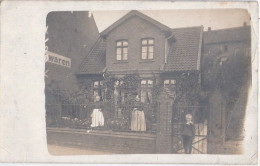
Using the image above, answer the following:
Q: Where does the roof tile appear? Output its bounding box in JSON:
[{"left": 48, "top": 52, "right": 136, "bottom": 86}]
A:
[
  {"left": 164, "top": 26, "right": 203, "bottom": 71},
  {"left": 78, "top": 38, "right": 106, "bottom": 74}
]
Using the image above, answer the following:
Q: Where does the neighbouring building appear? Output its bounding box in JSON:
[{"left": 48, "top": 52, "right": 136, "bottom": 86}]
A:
[
  {"left": 45, "top": 11, "right": 99, "bottom": 126},
  {"left": 202, "top": 24, "right": 251, "bottom": 153},
  {"left": 45, "top": 11, "right": 99, "bottom": 91}
]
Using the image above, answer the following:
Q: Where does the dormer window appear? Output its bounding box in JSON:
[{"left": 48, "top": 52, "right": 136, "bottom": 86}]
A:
[
  {"left": 141, "top": 38, "right": 154, "bottom": 60},
  {"left": 116, "top": 40, "right": 128, "bottom": 61}
]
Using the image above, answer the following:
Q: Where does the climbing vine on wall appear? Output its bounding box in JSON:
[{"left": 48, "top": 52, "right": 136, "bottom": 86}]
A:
[
  {"left": 202, "top": 50, "right": 251, "bottom": 110},
  {"left": 174, "top": 71, "right": 200, "bottom": 106}
]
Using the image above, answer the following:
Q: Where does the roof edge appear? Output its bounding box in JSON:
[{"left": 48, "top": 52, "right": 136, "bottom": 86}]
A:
[
  {"left": 171, "top": 25, "right": 204, "bottom": 31},
  {"left": 100, "top": 10, "right": 172, "bottom": 36},
  {"left": 78, "top": 37, "right": 102, "bottom": 72}
]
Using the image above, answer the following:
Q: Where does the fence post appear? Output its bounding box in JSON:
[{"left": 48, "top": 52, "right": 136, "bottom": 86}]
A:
[{"left": 156, "top": 90, "right": 174, "bottom": 153}]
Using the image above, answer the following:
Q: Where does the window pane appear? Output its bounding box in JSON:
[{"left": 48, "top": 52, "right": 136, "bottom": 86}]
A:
[
  {"left": 123, "top": 48, "right": 128, "bottom": 54},
  {"left": 142, "top": 52, "right": 147, "bottom": 59},
  {"left": 116, "top": 41, "right": 122, "bottom": 46},
  {"left": 170, "top": 80, "right": 176, "bottom": 84},
  {"left": 117, "top": 48, "right": 121, "bottom": 55},
  {"left": 142, "top": 46, "right": 147, "bottom": 53},
  {"left": 148, "top": 46, "right": 154, "bottom": 53},
  {"left": 123, "top": 53, "right": 127, "bottom": 60},
  {"left": 93, "top": 90, "right": 98, "bottom": 97},
  {"left": 148, "top": 80, "right": 153, "bottom": 85},
  {"left": 94, "top": 81, "right": 99, "bottom": 88},
  {"left": 148, "top": 80, "right": 153, "bottom": 87},
  {"left": 141, "top": 80, "right": 146, "bottom": 85},
  {"left": 123, "top": 41, "right": 128, "bottom": 46},
  {"left": 148, "top": 52, "right": 153, "bottom": 59},
  {"left": 142, "top": 40, "right": 147, "bottom": 45},
  {"left": 164, "top": 80, "right": 170, "bottom": 85},
  {"left": 148, "top": 39, "right": 154, "bottom": 45},
  {"left": 117, "top": 54, "right": 121, "bottom": 60}
]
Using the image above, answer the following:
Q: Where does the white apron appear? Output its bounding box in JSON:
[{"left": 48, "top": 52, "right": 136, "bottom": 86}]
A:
[
  {"left": 130, "top": 109, "right": 146, "bottom": 131},
  {"left": 91, "top": 109, "right": 104, "bottom": 127}
]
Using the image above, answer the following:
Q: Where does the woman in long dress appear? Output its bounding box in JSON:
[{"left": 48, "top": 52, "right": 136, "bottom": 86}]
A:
[
  {"left": 91, "top": 95, "right": 104, "bottom": 127},
  {"left": 130, "top": 95, "right": 146, "bottom": 131}
]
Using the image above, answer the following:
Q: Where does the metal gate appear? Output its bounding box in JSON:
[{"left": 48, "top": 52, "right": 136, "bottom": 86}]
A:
[{"left": 172, "top": 106, "right": 208, "bottom": 154}]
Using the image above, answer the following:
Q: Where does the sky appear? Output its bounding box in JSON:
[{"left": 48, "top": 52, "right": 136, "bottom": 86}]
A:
[{"left": 92, "top": 9, "right": 251, "bottom": 33}]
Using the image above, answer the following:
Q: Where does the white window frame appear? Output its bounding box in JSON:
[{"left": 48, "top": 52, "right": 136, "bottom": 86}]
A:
[
  {"left": 116, "top": 40, "right": 128, "bottom": 61},
  {"left": 141, "top": 38, "right": 154, "bottom": 60}
]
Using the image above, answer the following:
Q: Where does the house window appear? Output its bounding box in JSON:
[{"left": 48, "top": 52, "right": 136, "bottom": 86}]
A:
[
  {"left": 116, "top": 40, "right": 128, "bottom": 61},
  {"left": 140, "top": 79, "right": 153, "bottom": 103},
  {"left": 141, "top": 38, "right": 154, "bottom": 60},
  {"left": 164, "top": 79, "right": 176, "bottom": 90},
  {"left": 93, "top": 80, "right": 105, "bottom": 102},
  {"left": 114, "top": 80, "right": 125, "bottom": 118},
  {"left": 114, "top": 80, "right": 125, "bottom": 104},
  {"left": 164, "top": 79, "right": 176, "bottom": 87}
]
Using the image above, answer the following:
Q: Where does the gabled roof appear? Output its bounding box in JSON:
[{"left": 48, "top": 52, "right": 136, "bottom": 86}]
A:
[
  {"left": 164, "top": 26, "right": 203, "bottom": 71},
  {"left": 78, "top": 11, "right": 204, "bottom": 74},
  {"left": 100, "top": 10, "right": 172, "bottom": 36},
  {"left": 77, "top": 37, "right": 106, "bottom": 74}
]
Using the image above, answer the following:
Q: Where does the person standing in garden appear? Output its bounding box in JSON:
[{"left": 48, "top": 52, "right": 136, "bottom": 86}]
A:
[{"left": 182, "top": 113, "right": 195, "bottom": 154}]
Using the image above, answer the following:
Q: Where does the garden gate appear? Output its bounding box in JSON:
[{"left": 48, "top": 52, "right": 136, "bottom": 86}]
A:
[{"left": 172, "top": 106, "right": 208, "bottom": 154}]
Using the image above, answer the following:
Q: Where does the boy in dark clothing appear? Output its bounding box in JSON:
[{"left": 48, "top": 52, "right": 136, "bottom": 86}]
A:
[{"left": 182, "top": 114, "right": 195, "bottom": 154}]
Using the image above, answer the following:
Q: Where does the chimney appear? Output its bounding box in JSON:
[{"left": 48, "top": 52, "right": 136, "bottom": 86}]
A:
[
  {"left": 208, "top": 27, "right": 211, "bottom": 31},
  {"left": 243, "top": 22, "right": 247, "bottom": 27}
]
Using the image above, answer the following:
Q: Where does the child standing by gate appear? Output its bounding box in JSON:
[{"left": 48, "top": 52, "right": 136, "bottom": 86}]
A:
[{"left": 182, "top": 113, "right": 195, "bottom": 154}]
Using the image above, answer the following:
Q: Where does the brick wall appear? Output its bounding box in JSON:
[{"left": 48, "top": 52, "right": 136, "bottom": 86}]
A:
[
  {"left": 105, "top": 16, "right": 166, "bottom": 73},
  {"left": 156, "top": 90, "right": 174, "bottom": 153},
  {"left": 47, "top": 129, "right": 156, "bottom": 154}
]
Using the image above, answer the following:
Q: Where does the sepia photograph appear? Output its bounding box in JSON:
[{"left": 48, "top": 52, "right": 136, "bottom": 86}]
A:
[
  {"left": 44, "top": 9, "right": 252, "bottom": 155},
  {"left": 0, "top": 0, "right": 258, "bottom": 164}
]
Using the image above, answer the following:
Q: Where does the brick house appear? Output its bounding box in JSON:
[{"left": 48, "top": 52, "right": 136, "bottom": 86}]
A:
[
  {"left": 76, "top": 10, "right": 203, "bottom": 115},
  {"left": 75, "top": 10, "right": 204, "bottom": 153}
]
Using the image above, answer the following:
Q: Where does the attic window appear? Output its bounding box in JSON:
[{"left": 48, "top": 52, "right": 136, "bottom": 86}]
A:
[
  {"left": 141, "top": 38, "right": 154, "bottom": 60},
  {"left": 116, "top": 40, "right": 128, "bottom": 61}
]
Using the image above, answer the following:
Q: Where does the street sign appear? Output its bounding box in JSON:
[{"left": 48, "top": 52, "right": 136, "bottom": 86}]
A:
[{"left": 45, "top": 51, "right": 71, "bottom": 68}]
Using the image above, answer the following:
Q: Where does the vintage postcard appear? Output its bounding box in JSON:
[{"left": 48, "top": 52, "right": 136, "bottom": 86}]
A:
[{"left": 0, "top": 0, "right": 258, "bottom": 164}]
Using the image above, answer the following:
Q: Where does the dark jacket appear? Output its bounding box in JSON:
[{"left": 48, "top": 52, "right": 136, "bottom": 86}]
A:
[{"left": 182, "top": 123, "right": 195, "bottom": 138}]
